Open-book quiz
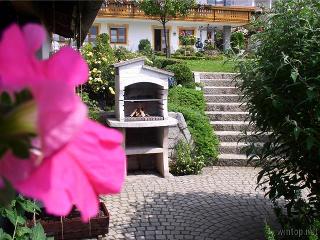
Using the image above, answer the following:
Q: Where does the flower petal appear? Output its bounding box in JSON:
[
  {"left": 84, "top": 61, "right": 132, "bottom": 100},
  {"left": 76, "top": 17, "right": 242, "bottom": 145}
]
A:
[
  {"left": 69, "top": 120, "right": 126, "bottom": 194},
  {"left": 0, "top": 24, "right": 36, "bottom": 92},
  {"left": 22, "top": 24, "right": 46, "bottom": 54},
  {"left": 9, "top": 148, "right": 97, "bottom": 221},
  {"left": 32, "top": 79, "right": 88, "bottom": 155},
  {"left": 45, "top": 47, "right": 89, "bottom": 86}
]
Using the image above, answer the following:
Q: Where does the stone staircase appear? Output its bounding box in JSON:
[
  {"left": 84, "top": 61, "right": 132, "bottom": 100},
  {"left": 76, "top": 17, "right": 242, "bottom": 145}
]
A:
[{"left": 199, "top": 72, "right": 253, "bottom": 166}]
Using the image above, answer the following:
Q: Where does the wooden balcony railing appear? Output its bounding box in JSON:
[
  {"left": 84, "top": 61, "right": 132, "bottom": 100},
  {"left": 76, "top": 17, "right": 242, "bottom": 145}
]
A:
[{"left": 98, "top": 3, "right": 254, "bottom": 23}]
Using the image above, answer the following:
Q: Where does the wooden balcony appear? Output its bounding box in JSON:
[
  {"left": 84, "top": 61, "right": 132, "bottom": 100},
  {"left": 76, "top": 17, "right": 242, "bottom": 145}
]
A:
[{"left": 98, "top": 3, "right": 254, "bottom": 24}]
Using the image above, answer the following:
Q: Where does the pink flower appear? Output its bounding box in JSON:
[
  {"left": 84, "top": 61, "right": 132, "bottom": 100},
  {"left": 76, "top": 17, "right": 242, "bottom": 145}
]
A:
[{"left": 0, "top": 24, "right": 126, "bottom": 221}]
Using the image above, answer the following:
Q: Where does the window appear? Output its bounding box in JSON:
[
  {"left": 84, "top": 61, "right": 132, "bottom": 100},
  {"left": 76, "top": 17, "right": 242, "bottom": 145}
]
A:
[
  {"left": 110, "top": 27, "right": 127, "bottom": 44},
  {"left": 85, "top": 25, "right": 99, "bottom": 43},
  {"left": 179, "top": 29, "right": 195, "bottom": 37},
  {"left": 179, "top": 28, "right": 195, "bottom": 45}
]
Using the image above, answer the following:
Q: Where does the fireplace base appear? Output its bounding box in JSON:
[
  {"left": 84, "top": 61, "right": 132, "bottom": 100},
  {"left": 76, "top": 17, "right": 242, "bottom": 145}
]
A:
[{"left": 105, "top": 113, "right": 177, "bottom": 177}]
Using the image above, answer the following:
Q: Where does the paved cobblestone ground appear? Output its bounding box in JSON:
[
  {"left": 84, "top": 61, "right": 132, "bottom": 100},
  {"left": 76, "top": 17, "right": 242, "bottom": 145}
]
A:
[{"left": 101, "top": 167, "right": 278, "bottom": 240}]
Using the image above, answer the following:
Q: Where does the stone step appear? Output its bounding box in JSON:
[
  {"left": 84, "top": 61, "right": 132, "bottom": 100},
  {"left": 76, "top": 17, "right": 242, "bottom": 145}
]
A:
[
  {"left": 203, "top": 86, "right": 240, "bottom": 95},
  {"left": 206, "top": 102, "right": 247, "bottom": 112},
  {"left": 219, "top": 142, "right": 247, "bottom": 154},
  {"left": 206, "top": 111, "right": 249, "bottom": 121},
  {"left": 211, "top": 121, "right": 253, "bottom": 131},
  {"left": 215, "top": 131, "right": 268, "bottom": 142},
  {"left": 200, "top": 73, "right": 237, "bottom": 80},
  {"left": 205, "top": 94, "right": 242, "bottom": 103},
  {"left": 200, "top": 79, "right": 235, "bottom": 87},
  {"left": 216, "top": 154, "right": 249, "bottom": 166}
]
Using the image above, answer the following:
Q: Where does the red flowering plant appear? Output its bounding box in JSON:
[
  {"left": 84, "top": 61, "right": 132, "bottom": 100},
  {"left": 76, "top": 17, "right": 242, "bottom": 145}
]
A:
[{"left": 0, "top": 24, "right": 126, "bottom": 221}]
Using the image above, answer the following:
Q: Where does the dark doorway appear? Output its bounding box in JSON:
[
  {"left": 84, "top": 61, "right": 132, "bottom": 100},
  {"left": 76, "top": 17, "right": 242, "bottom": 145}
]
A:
[
  {"left": 154, "top": 29, "right": 162, "bottom": 52},
  {"left": 154, "top": 29, "right": 169, "bottom": 52}
]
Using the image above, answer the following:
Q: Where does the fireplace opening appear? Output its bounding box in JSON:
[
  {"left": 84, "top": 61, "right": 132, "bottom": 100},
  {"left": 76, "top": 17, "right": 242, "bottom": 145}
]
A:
[
  {"left": 124, "top": 82, "right": 165, "bottom": 121},
  {"left": 125, "top": 128, "right": 162, "bottom": 148}
]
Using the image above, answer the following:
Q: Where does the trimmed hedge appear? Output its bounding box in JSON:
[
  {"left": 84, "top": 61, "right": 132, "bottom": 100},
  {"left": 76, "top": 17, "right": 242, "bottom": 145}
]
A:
[
  {"left": 168, "top": 86, "right": 219, "bottom": 165},
  {"left": 153, "top": 57, "right": 181, "bottom": 69},
  {"left": 165, "top": 64, "right": 193, "bottom": 87},
  {"left": 171, "top": 54, "right": 224, "bottom": 61},
  {"left": 168, "top": 87, "right": 205, "bottom": 113},
  {"left": 169, "top": 103, "right": 219, "bottom": 164}
]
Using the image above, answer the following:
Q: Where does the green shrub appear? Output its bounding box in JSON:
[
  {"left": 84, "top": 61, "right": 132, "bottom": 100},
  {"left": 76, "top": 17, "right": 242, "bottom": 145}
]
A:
[
  {"left": 168, "top": 86, "right": 205, "bottom": 112},
  {"left": 172, "top": 55, "right": 205, "bottom": 60},
  {"left": 231, "top": 31, "right": 245, "bottom": 53},
  {"left": 179, "top": 35, "right": 196, "bottom": 46},
  {"left": 264, "top": 224, "right": 276, "bottom": 240},
  {"left": 170, "top": 140, "right": 205, "bottom": 176},
  {"left": 195, "top": 51, "right": 204, "bottom": 57},
  {"left": 81, "top": 92, "right": 102, "bottom": 121},
  {"left": 81, "top": 33, "right": 115, "bottom": 94},
  {"left": 155, "top": 51, "right": 166, "bottom": 57},
  {"left": 152, "top": 57, "right": 181, "bottom": 69},
  {"left": 165, "top": 64, "right": 193, "bottom": 87},
  {"left": 0, "top": 196, "right": 49, "bottom": 240},
  {"left": 237, "top": 0, "right": 320, "bottom": 229},
  {"left": 138, "top": 39, "right": 152, "bottom": 53},
  {"left": 214, "top": 31, "right": 223, "bottom": 50},
  {"left": 169, "top": 103, "right": 219, "bottom": 164},
  {"left": 114, "top": 46, "right": 140, "bottom": 61},
  {"left": 204, "top": 41, "right": 215, "bottom": 51},
  {"left": 175, "top": 46, "right": 195, "bottom": 56}
]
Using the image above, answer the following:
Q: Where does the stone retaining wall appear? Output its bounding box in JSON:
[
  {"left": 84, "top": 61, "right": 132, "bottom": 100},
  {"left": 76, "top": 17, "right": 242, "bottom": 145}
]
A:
[{"left": 168, "top": 112, "right": 193, "bottom": 161}]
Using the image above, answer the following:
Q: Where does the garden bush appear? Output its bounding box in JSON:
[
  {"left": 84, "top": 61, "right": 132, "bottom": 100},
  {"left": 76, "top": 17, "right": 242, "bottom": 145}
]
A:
[
  {"left": 169, "top": 103, "right": 219, "bottom": 164},
  {"left": 152, "top": 57, "right": 181, "bottom": 69},
  {"left": 165, "top": 64, "right": 193, "bottom": 87},
  {"left": 138, "top": 39, "right": 152, "bottom": 55},
  {"left": 81, "top": 33, "right": 115, "bottom": 95},
  {"left": 114, "top": 46, "right": 140, "bottom": 62},
  {"left": 231, "top": 31, "right": 245, "bottom": 53},
  {"left": 195, "top": 51, "right": 204, "bottom": 57},
  {"left": 179, "top": 35, "right": 196, "bottom": 46},
  {"left": 168, "top": 86, "right": 205, "bottom": 112},
  {"left": 175, "top": 46, "right": 195, "bottom": 56},
  {"left": 237, "top": 0, "right": 320, "bottom": 233},
  {"left": 81, "top": 34, "right": 116, "bottom": 108},
  {"left": 81, "top": 92, "right": 102, "bottom": 121},
  {"left": 170, "top": 140, "right": 205, "bottom": 176},
  {"left": 0, "top": 196, "right": 48, "bottom": 239}
]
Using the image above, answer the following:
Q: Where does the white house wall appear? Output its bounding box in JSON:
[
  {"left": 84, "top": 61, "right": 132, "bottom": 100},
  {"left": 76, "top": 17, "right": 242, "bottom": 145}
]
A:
[{"left": 95, "top": 17, "right": 243, "bottom": 53}]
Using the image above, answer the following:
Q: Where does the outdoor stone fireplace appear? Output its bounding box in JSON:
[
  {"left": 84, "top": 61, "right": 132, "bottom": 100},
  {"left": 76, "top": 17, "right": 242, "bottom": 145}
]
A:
[{"left": 106, "top": 57, "right": 177, "bottom": 177}]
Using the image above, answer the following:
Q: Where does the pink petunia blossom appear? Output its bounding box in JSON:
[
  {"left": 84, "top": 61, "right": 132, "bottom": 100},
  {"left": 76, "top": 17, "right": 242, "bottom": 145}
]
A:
[{"left": 0, "top": 24, "right": 126, "bottom": 221}]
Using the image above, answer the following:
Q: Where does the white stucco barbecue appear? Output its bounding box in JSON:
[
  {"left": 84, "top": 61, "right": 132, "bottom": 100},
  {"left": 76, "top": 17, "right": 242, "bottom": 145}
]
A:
[{"left": 106, "top": 57, "right": 177, "bottom": 177}]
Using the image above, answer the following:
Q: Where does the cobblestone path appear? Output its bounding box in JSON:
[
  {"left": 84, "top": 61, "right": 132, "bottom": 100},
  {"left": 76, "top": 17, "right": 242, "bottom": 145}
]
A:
[{"left": 101, "top": 167, "right": 278, "bottom": 240}]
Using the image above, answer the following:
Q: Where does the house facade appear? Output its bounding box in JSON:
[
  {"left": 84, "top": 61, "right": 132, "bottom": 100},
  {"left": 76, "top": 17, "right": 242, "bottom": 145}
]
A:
[{"left": 89, "top": 0, "right": 272, "bottom": 53}]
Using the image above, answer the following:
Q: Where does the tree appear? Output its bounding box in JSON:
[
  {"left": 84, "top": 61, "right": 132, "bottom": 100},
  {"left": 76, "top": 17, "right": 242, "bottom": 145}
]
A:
[
  {"left": 139, "top": 0, "right": 195, "bottom": 58},
  {"left": 237, "top": 0, "right": 320, "bottom": 230}
]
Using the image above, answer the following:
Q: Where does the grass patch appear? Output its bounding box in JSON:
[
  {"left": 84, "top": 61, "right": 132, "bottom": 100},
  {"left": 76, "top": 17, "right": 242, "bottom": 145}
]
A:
[{"left": 183, "top": 58, "right": 236, "bottom": 72}]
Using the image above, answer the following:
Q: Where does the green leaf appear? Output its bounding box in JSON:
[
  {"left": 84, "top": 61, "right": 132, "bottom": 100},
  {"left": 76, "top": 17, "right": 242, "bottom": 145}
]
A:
[
  {"left": 5, "top": 208, "right": 17, "bottom": 225},
  {"left": 30, "top": 224, "right": 47, "bottom": 240},
  {"left": 19, "top": 200, "right": 40, "bottom": 213},
  {"left": 0, "top": 180, "right": 16, "bottom": 206},
  {"left": 0, "top": 229, "right": 12, "bottom": 240},
  {"left": 306, "top": 136, "right": 314, "bottom": 151},
  {"left": 0, "top": 92, "right": 12, "bottom": 106},
  {"left": 16, "top": 226, "right": 32, "bottom": 237},
  {"left": 290, "top": 69, "right": 298, "bottom": 82},
  {"left": 293, "top": 127, "right": 300, "bottom": 140}
]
